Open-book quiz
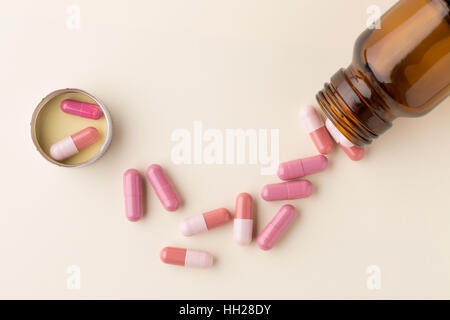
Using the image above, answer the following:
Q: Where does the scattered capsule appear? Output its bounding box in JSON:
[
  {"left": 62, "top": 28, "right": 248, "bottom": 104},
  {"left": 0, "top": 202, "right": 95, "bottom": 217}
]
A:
[
  {"left": 261, "top": 180, "right": 313, "bottom": 201},
  {"left": 277, "top": 155, "right": 328, "bottom": 180},
  {"left": 299, "top": 105, "right": 334, "bottom": 154},
  {"left": 61, "top": 99, "right": 103, "bottom": 120},
  {"left": 234, "top": 193, "right": 254, "bottom": 245},
  {"left": 146, "top": 164, "right": 181, "bottom": 212},
  {"left": 180, "top": 208, "right": 232, "bottom": 236},
  {"left": 160, "top": 247, "right": 213, "bottom": 268},
  {"left": 49, "top": 127, "right": 99, "bottom": 161},
  {"left": 325, "top": 119, "right": 365, "bottom": 161},
  {"left": 257, "top": 204, "right": 298, "bottom": 250},
  {"left": 123, "top": 169, "right": 143, "bottom": 222}
]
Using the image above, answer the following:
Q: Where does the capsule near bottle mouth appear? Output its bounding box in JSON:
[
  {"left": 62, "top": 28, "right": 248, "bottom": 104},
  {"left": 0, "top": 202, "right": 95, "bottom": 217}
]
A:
[{"left": 30, "top": 88, "right": 113, "bottom": 168}]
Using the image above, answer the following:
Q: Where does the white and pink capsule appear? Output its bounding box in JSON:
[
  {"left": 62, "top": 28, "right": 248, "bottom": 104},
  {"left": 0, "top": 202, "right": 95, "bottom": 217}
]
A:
[
  {"left": 234, "top": 193, "right": 254, "bottom": 245},
  {"left": 50, "top": 127, "right": 99, "bottom": 161},
  {"left": 180, "top": 208, "right": 232, "bottom": 236},
  {"left": 160, "top": 247, "right": 213, "bottom": 268},
  {"left": 299, "top": 105, "right": 334, "bottom": 154}
]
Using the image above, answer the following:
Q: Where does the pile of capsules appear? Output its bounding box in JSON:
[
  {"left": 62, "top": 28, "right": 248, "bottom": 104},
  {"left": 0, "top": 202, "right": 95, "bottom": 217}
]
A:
[
  {"left": 123, "top": 105, "right": 366, "bottom": 268},
  {"left": 48, "top": 100, "right": 365, "bottom": 268},
  {"left": 49, "top": 100, "right": 104, "bottom": 161}
]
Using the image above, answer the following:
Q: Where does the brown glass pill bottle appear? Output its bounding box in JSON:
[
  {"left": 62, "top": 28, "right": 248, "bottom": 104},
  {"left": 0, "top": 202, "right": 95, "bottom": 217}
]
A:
[{"left": 316, "top": 0, "right": 450, "bottom": 146}]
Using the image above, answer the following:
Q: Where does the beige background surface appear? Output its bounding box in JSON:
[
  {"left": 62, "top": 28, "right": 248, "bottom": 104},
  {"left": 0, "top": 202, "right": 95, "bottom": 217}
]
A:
[{"left": 1, "top": 0, "right": 449, "bottom": 299}]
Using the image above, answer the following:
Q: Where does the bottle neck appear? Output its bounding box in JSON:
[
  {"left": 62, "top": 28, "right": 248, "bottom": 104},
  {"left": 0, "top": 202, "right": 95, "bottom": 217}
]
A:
[{"left": 316, "top": 65, "right": 396, "bottom": 146}]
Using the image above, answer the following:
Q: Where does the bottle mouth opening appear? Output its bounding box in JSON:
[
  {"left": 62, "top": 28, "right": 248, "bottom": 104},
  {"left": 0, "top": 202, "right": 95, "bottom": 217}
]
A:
[
  {"left": 316, "top": 67, "right": 395, "bottom": 146},
  {"left": 316, "top": 86, "right": 373, "bottom": 147}
]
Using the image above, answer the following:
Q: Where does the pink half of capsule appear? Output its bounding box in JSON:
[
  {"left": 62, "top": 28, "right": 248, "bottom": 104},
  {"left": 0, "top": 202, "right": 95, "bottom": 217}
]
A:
[
  {"left": 146, "top": 164, "right": 181, "bottom": 212},
  {"left": 257, "top": 204, "right": 298, "bottom": 250},
  {"left": 160, "top": 247, "right": 213, "bottom": 268},
  {"left": 49, "top": 127, "right": 99, "bottom": 161},
  {"left": 180, "top": 208, "right": 232, "bottom": 237},
  {"left": 299, "top": 105, "right": 334, "bottom": 154},
  {"left": 277, "top": 155, "right": 328, "bottom": 180},
  {"left": 340, "top": 144, "right": 366, "bottom": 161},
  {"left": 325, "top": 119, "right": 365, "bottom": 161},
  {"left": 234, "top": 193, "right": 253, "bottom": 245},
  {"left": 261, "top": 180, "right": 313, "bottom": 201},
  {"left": 60, "top": 99, "right": 103, "bottom": 120},
  {"left": 123, "top": 169, "right": 143, "bottom": 222}
]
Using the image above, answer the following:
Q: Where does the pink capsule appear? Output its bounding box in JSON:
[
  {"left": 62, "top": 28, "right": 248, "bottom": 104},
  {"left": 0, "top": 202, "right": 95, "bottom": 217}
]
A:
[
  {"left": 160, "top": 247, "right": 213, "bottom": 268},
  {"left": 261, "top": 180, "right": 313, "bottom": 201},
  {"left": 234, "top": 193, "right": 253, "bottom": 245},
  {"left": 340, "top": 144, "right": 366, "bottom": 161},
  {"left": 61, "top": 99, "right": 103, "bottom": 120},
  {"left": 299, "top": 105, "right": 334, "bottom": 154},
  {"left": 146, "top": 164, "right": 181, "bottom": 212},
  {"left": 277, "top": 155, "right": 328, "bottom": 180},
  {"left": 180, "top": 208, "right": 232, "bottom": 236},
  {"left": 123, "top": 169, "right": 143, "bottom": 222},
  {"left": 49, "top": 127, "right": 99, "bottom": 161},
  {"left": 257, "top": 204, "right": 298, "bottom": 250},
  {"left": 325, "top": 119, "right": 365, "bottom": 161}
]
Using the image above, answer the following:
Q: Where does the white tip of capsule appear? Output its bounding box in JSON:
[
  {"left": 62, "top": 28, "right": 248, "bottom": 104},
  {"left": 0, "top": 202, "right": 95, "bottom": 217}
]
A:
[
  {"left": 180, "top": 215, "right": 208, "bottom": 237},
  {"left": 299, "top": 105, "right": 315, "bottom": 120},
  {"left": 233, "top": 219, "right": 253, "bottom": 245},
  {"left": 49, "top": 136, "right": 78, "bottom": 161},
  {"left": 299, "top": 105, "right": 325, "bottom": 133},
  {"left": 180, "top": 222, "right": 193, "bottom": 237},
  {"left": 325, "top": 119, "right": 354, "bottom": 147},
  {"left": 185, "top": 250, "right": 214, "bottom": 268}
]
